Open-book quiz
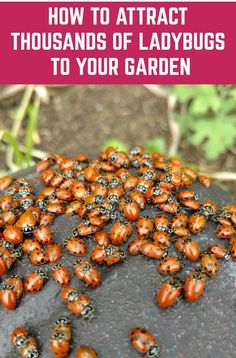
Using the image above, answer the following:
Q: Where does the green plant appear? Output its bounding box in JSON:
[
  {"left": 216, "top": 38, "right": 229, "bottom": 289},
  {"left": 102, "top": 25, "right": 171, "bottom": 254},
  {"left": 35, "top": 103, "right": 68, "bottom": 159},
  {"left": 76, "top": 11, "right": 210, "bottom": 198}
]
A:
[
  {"left": 144, "top": 137, "right": 166, "bottom": 154},
  {"left": 0, "top": 85, "right": 40, "bottom": 172},
  {"left": 101, "top": 139, "right": 128, "bottom": 152},
  {"left": 170, "top": 85, "right": 236, "bottom": 160}
]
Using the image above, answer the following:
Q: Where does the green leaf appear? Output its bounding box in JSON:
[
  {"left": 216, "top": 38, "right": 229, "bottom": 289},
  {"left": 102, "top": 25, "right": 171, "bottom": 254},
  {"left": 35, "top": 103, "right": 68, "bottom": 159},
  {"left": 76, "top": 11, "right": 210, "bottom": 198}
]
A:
[
  {"left": 25, "top": 102, "right": 39, "bottom": 166},
  {"left": 170, "top": 85, "right": 196, "bottom": 103},
  {"left": 3, "top": 130, "right": 23, "bottom": 168},
  {"left": 145, "top": 137, "right": 166, "bottom": 154},
  {"left": 101, "top": 139, "right": 128, "bottom": 152}
]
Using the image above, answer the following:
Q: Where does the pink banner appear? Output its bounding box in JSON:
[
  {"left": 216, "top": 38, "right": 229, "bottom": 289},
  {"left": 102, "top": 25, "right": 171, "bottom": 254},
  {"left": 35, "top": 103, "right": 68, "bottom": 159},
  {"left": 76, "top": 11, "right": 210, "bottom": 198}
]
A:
[{"left": 0, "top": 2, "right": 235, "bottom": 84}]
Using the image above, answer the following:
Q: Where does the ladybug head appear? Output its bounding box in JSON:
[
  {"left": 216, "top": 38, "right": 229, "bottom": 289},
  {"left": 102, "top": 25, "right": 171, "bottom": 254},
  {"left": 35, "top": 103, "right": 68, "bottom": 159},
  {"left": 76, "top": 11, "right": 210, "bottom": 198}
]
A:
[
  {"left": 15, "top": 335, "right": 28, "bottom": 348},
  {"left": 82, "top": 304, "right": 95, "bottom": 319},
  {"left": 23, "top": 225, "right": 35, "bottom": 235},
  {"left": 56, "top": 317, "right": 70, "bottom": 325},
  {"left": 27, "top": 349, "right": 39, "bottom": 358},
  {"left": 67, "top": 291, "right": 78, "bottom": 302},
  {"left": 119, "top": 249, "right": 126, "bottom": 260},
  {"left": 146, "top": 344, "right": 160, "bottom": 358}
]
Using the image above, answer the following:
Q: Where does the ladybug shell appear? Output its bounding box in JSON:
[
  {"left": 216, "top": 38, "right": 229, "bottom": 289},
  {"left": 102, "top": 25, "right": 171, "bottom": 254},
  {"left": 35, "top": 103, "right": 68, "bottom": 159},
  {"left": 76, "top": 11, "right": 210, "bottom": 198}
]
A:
[
  {"left": 65, "top": 201, "right": 82, "bottom": 216},
  {"left": 50, "top": 337, "right": 71, "bottom": 358},
  {"left": 140, "top": 241, "right": 167, "bottom": 259},
  {"left": 18, "top": 336, "right": 38, "bottom": 357},
  {"left": 77, "top": 222, "right": 98, "bottom": 236},
  {"left": 130, "top": 191, "right": 146, "bottom": 210},
  {"left": 184, "top": 270, "right": 206, "bottom": 302},
  {"left": 154, "top": 214, "right": 170, "bottom": 232},
  {"left": 175, "top": 238, "right": 200, "bottom": 262},
  {"left": 94, "top": 231, "right": 110, "bottom": 247},
  {"left": 173, "top": 227, "right": 190, "bottom": 237},
  {"left": 136, "top": 217, "right": 154, "bottom": 238},
  {"left": 123, "top": 176, "right": 138, "bottom": 191},
  {"left": 3, "top": 226, "right": 23, "bottom": 245},
  {"left": 230, "top": 241, "right": 236, "bottom": 262},
  {"left": 157, "top": 277, "right": 183, "bottom": 308},
  {"left": 34, "top": 226, "right": 54, "bottom": 245},
  {"left": 53, "top": 265, "right": 71, "bottom": 287},
  {"left": 17, "top": 211, "right": 37, "bottom": 232},
  {"left": 198, "top": 175, "right": 212, "bottom": 187},
  {"left": 46, "top": 244, "right": 62, "bottom": 263},
  {"left": 64, "top": 237, "right": 87, "bottom": 257},
  {"left": 207, "top": 244, "right": 230, "bottom": 260},
  {"left": 189, "top": 213, "right": 207, "bottom": 234},
  {"left": 22, "top": 239, "right": 42, "bottom": 254},
  {"left": 36, "top": 159, "right": 52, "bottom": 172},
  {"left": 157, "top": 200, "right": 179, "bottom": 214},
  {"left": 0, "top": 195, "right": 18, "bottom": 212},
  {"left": 110, "top": 221, "right": 133, "bottom": 245},
  {"left": 73, "top": 260, "right": 101, "bottom": 288},
  {"left": 180, "top": 198, "right": 200, "bottom": 211},
  {"left": 0, "top": 246, "right": 16, "bottom": 270},
  {"left": 152, "top": 231, "right": 171, "bottom": 248},
  {"left": 29, "top": 248, "right": 48, "bottom": 265},
  {"left": 76, "top": 345, "right": 97, "bottom": 358},
  {"left": 171, "top": 213, "right": 188, "bottom": 228},
  {"left": 90, "top": 246, "right": 106, "bottom": 264},
  {"left": 127, "top": 237, "right": 144, "bottom": 256},
  {"left": 157, "top": 256, "right": 183, "bottom": 275},
  {"left": 6, "top": 275, "right": 23, "bottom": 300},
  {"left": 0, "top": 176, "right": 13, "bottom": 191},
  {"left": 56, "top": 188, "right": 73, "bottom": 202},
  {"left": 216, "top": 224, "right": 235, "bottom": 239},
  {"left": 201, "top": 253, "right": 219, "bottom": 277},
  {"left": 0, "top": 256, "right": 8, "bottom": 276},
  {"left": 46, "top": 202, "right": 65, "bottom": 215},
  {"left": 123, "top": 201, "right": 140, "bottom": 222},
  {"left": 0, "top": 285, "right": 17, "bottom": 310},
  {"left": 67, "top": 293, "right": 92, "bottom": 317},
  {"left": 24, "top": 271, "right": 46, "bottom": 293},
  {"left": 2, "top": 210, "right": 18, "bottom": 226},
  {"left": 11, "top": 326, "right": 28, "bottom": 344},
  {"left": 39, "top": 212, "right": 55, "bottom": 226},
  {"left": 130, "top": 327, "right": 157, "bottom": 354}
]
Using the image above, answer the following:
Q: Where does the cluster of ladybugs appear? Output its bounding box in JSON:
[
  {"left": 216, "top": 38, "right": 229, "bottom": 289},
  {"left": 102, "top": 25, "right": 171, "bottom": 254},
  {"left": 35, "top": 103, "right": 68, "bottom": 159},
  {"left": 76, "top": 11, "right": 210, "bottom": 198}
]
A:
[{"left": 0, "top": 146, "right": 235, "bottom": 358}]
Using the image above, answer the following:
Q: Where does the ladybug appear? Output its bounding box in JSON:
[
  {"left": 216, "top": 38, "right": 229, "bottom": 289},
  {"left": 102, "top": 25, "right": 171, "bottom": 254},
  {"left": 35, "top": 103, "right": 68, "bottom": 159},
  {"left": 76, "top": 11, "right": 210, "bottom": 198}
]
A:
[
  {"left": 64, "top": 236, "right": 87, "bottom": 257},
  {"left": 24, "top": 269, "right": 49, "bottom": 294},
  {"left": 130, "top": 191, "right": 146, "bottom": 210},
  {"left": 29, "top": 248, "right": 48, "bottom": 265},
  {"left": 76, "top": 345, "right": 97, "bottom": 358},
  {"left": 46, "top": 202, "right": 65, "bottom": 215},
  {"left": 140, "top": 241, "right": 168, "bottom": 259},
  {"left": 171, "top": 213, "right": 188, "bottom": 229},
  {"left": 3, "top": 226, "right": 23, "bottom": 245},
  {"left": 84, "top": 166, "right": 100, "bottom": 182},
  {"left": 152, "top": 231, "right": 171, "bottom": 248},
  {"left": 157, "top": 256, "right": 183, "bottom": 275},
  {"left": 6, "top": 275, "right": 23, "bottom": 300},
  {"left": 110, "top": 221, "right": 133, "bottom": 245},
  {"left": 175, "top": 237, "right": 200, "bottom": 262},
  {"left": 154, "top": 214, "right": 170, "bottom": 232},
  {"left": 22, "top": 239, "right": 42, "bottom": 254},
  {"left": 201, "top": 252, "right": 219, "bottom": 278},
  {"left": 0, "top": 195, "right": 19, "bottom": 212},
  {"left": 77, "top": 221, "right": 98, "bottom": 236},
  {"left": 229, "top": 238, "right": 236, "bottom": 262},
  {"left": 61, "top": 287, "right": 94, "bottom": 319},
  {"left": 50, "top": 317, "right": 72, "bottom": 358},
  {"left": 123, "top": 176, "right": 138, "bottom": 191},
  {"left": 157, "top": 277, "right": 183, "bottom": 308},
  {"left": 136, "top": 216, "right": 154, "bottom": 238},
  {"left": 46, "top": 244, "right": 62, "bottom": 263},
  {"left": 0, "top": 283, "right": 17, "bottom": 310},
  {"left": 33, "top": 226, "right": 54, "bottom": 245},
  {"left": 52, "top": 264, "right": 71, "bottom": 287},
  {"left": 189, "top": 213, "right": 207, "bottom": 234},
  {"left": 207, "top": 244, "right": 230, "bottom": 260},
  {"left": 65, "top": 201, "right": 82, "bottom": 216},
  {"left": 0, "top": 175, "right": 13, "bottom": 191},
  {"left": 184, "top": 270, "right": 206, "bottom": 302},
  {"left": 11, "top": 326, "right": 39, "bottom": 358},
  {"left": 73, "top": 260, "right": 101, "bottom": 288},
  {"left": 127, "top": 237, "right": 144, "bottom": 256},
  {"left": 17, "top": 211, "right": 37, "bottom": 235},
  {"left": 157, "top": 196, "right": 179, "bottom": 214},
  {"left": 200, "top": 200, "right": 218, "bottom": 217},
  {"left": 2, "top": 210, "right": 19, "bottom": 226},
  {"left": 90, "top": 244, "right": 125, "bottom": 265},
  {"left": 94, "top": 230, "right": 110, "bottom": 247},
  {"left": 36, "top": 158, "right": 52, "bottom": 172},
  {"left": 177, "top": 190, "right": 199, "bottom": 210},
  {"left": 121, "top": 199, "right": 140, "bottom": 222},
  {"left": 216, "top": 224, "right": 235, "bottom": 239},
  {"left": 130, "top": 327, "right": 160, "bottom": 357},
  {"left": 198, "top": 175, "right": 212, "bottom": 187}
]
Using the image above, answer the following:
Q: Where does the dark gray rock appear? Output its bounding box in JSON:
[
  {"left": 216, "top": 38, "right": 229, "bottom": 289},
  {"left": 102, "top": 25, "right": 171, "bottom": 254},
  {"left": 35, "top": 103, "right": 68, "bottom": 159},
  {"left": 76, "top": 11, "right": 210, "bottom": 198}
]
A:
[{"left": 0, "top": 169, "right": 235, "bottom": 358}]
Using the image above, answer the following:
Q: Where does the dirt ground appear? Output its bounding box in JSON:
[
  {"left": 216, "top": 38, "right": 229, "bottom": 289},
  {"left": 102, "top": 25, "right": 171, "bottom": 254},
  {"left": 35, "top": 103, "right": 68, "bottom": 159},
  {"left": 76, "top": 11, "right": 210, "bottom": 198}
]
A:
[{"left": 0, "top": 85, "right": 235, "bottom": 196}]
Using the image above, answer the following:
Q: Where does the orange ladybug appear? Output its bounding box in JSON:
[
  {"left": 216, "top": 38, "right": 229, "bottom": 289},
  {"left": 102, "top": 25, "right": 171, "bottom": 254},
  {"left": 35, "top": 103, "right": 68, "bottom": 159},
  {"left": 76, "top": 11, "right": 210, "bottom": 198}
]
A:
[
  {"left": 184, "top": 270, "right": 206, "bottom": 302},
  {"left": 76, "top": 345, "right": 97, "bottom": 358},
  {"left": 11, "top": 326, "right": 39, "bottom": 358},
  {"left": 175, "top": 237, "right": 200, "bottom": 262},
  {"left": 94, "top": 230, "right": 110, "bottom": 247},
  {"left": 46, "top": 243, "right": 62, "bottom": 263},
  {"left": 110, "top": 220, "right": 133, "bottom": 245},
  {"left": 201, "top": 252, "right": 219, "bottom": 277},
  {"left": 73, "top": 260, "right": 101, "bottom": 288},
  {"left": 25, "top": 269, "right": 49, "bottom": 294},
  {"left": 64, "top": 236, "right": 87, "bottom": 257},
  {"left": 3, "top": 226, "right": 23, "bottom": 245},
  {"left": 216, "top": 224, "right": 235, "bottom": 239},
  {"left": 6, "top": 275, "right": 23, "bottom": 300},
  {"left": 207, "top": 244, "right": 230, "bottom": 260},
  {"left": 61, "top": 287, "right": 94, "bottom": 319},
  {"left": 50, "top": 317, "right": 72, "bottom": 358},
  {"left": 136, "top": 216, "right": 154, "bottom": 238},
  {"left": 33, "top": 226, "right": 54, "bottom": 245},
  {"left": 127, "top": 237, "right": 144, "bottom": 256},
  {"left": 157, "top": 277, "right": 183, "bottom": 308},
  {"left": 0, "top": 175, "right": 13, "bottom": 191},
  {"left": 140, "top": 241, "right": 168, "bottom": 259},
  {"left": 157, "top": 256, "right": 183, "bottom": 275},
  {"left": 189, "top": 213, "right": 207, "bottom": 234},
  {"left": 0, "top": 283, "right": 17, "bottom": 310},
  {"left": 90, "top": 244, "right": 125, "bottom": 265},
  {"left": 22, "top": 239, "right": 42, "bottom": 254},
  {"left": 52, "top": 264, "right": 71, "bottom": 287},
  {"left": 152, "top": 231, "right": 171, "bottom": 248},
  {"left": 29, "top": 248, "right": 48, "bottom": 265},
  {"left": 154, "top": 214, "right": 170, "bottom": 232},
  {"left": 130, "top": 327, "right": 160, "bottom": 357}
]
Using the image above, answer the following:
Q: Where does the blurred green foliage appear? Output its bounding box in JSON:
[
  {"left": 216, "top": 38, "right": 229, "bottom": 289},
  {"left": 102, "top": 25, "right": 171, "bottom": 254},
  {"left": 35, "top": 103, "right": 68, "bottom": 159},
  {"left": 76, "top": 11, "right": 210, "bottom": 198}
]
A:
[{"left": 171, "top": 85, "right": 236, "bottom": 160}]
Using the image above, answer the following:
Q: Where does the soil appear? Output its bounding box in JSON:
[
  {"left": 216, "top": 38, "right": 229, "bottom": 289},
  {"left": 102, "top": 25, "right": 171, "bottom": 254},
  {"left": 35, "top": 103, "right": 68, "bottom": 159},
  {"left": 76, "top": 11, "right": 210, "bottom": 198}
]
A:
[{"left": 0, "top": 85, "right": 235, "bottom": 195}]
